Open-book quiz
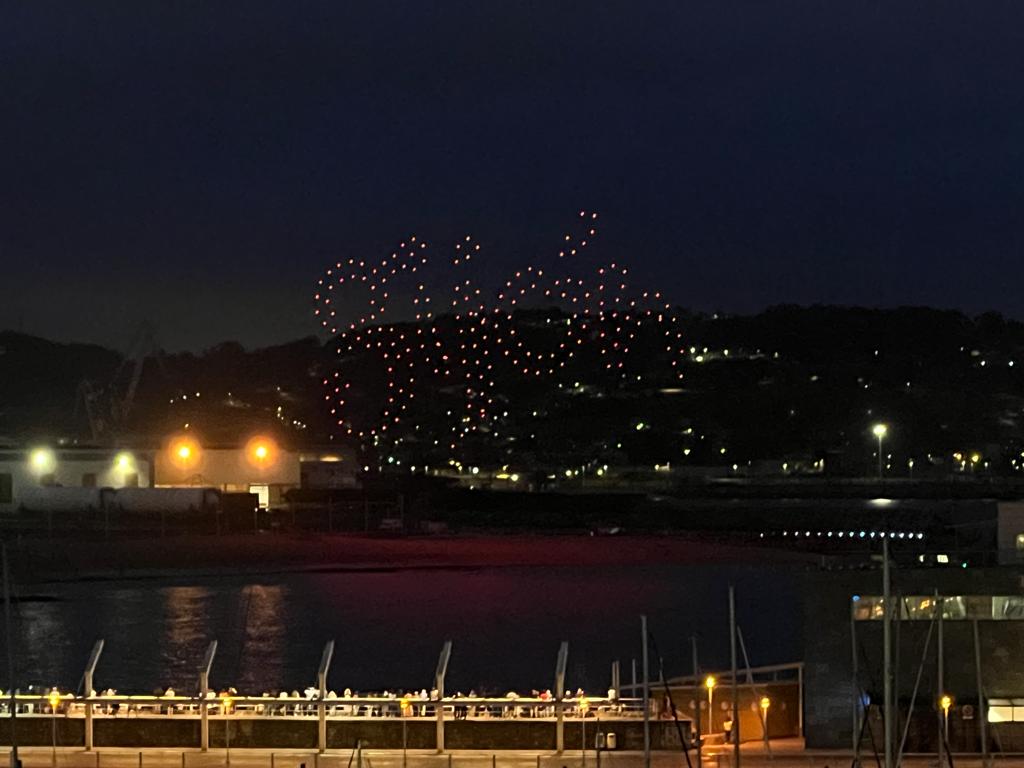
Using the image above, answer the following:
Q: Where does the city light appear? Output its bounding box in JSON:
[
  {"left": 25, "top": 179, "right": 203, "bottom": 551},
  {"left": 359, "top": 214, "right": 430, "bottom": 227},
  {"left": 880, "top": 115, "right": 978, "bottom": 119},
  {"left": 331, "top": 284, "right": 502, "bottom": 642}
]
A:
[
  {"left": 115, "top": 452, "right": 134, "bottom": 471},
  {"left": 760, "top": 696, "right": 771, "bottom": 711},
  {"left": 705, "top": 675, "right": 716, "bottom": 690}
]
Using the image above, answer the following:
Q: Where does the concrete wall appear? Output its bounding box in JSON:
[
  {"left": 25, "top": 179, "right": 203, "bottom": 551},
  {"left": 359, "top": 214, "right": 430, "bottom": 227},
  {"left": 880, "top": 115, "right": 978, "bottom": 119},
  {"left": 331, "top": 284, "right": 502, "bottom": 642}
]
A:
[{"left": 0, "top": 717, "right": 685, "bottom": 751}]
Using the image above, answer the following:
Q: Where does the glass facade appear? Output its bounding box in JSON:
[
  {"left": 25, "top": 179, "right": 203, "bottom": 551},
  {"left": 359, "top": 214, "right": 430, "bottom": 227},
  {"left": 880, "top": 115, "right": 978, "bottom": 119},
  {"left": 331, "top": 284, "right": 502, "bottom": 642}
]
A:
[
  {"left": 988, "top": 700, "right": 1024, "bottom": 723},
  {"left": 853, "top": 595, "right": 1024, "bottom": 621}
]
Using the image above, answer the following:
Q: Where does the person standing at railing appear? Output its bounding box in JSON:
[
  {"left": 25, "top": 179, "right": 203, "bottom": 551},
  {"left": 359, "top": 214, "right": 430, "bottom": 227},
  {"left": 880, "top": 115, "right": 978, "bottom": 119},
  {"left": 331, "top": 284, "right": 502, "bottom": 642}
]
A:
[
  {"left": 505, "top": 690, "right": 520, "bottom": 719},
  {"left": 418, "top": 688, "right": 429, "bottom": 716}
]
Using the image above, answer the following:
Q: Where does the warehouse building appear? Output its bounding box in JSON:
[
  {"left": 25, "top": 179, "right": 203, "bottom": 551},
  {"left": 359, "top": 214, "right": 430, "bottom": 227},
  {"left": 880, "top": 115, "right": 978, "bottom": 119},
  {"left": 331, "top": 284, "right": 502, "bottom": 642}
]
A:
[
  {"left": 0, "top": 446, "right": 153, "bottom": 513},
  {"left": 154, "top": 435, "right": 301, "bottom": 509}
]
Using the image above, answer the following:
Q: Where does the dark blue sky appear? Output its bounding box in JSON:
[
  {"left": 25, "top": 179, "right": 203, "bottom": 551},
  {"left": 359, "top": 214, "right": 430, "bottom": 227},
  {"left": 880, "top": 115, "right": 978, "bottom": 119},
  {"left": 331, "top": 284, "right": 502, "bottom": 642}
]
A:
[{"left": 3, "top": 1, "right": 1024, "bottom": 350}]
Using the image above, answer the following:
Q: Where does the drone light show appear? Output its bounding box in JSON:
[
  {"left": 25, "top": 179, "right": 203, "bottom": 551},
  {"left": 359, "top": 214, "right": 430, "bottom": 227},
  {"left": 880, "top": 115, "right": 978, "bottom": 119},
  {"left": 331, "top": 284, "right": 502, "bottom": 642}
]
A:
[{"left": 313, "top": 212, "right": 687, "bottom": 462}]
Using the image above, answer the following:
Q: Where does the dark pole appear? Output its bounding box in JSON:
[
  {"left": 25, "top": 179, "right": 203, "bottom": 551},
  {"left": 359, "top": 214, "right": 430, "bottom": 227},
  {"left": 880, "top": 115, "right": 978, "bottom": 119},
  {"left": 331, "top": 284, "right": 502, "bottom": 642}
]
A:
[
  {"left": 973, "top": 620, "right": 988, "bottom": 768},
  {"left": 882, "top": 539, "right": 893, "bottom": 768},
  {"left": 3, "top": 546, "right": 20, "bottom": 768},
  {"left": 730, "top": 586, "right": 740, "bottom": 768},
  {"left": 937, "top": 596, "right": 945, "bottom": 768},
  {"left": 641, "top": 615, "right": 650, "bottom": 768},
  {"left": 692, "top": 636, "right": 702, "bottom": 768}
]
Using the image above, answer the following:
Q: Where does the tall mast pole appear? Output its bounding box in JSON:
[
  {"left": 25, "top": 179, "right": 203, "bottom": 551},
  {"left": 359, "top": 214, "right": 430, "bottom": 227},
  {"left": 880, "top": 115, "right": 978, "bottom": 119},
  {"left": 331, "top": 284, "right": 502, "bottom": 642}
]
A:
[
  {"left": 641, "top": 615, "right": 650, "bottom": 768},
  {"left": 730, "top": 586, "right": 740, "bottom": 768},
  {"left": 883, "top": 538, "right": 893, "bottom": 768},
  {"left": 4, "top": 546, "right": 20, "bottom": 768}
]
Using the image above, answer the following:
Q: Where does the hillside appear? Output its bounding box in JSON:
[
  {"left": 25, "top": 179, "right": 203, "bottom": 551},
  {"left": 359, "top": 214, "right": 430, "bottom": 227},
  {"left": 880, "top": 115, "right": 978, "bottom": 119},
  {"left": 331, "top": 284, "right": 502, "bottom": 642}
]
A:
[{"left": 2, "top": 305, "right": 1024, "bottom": 476}]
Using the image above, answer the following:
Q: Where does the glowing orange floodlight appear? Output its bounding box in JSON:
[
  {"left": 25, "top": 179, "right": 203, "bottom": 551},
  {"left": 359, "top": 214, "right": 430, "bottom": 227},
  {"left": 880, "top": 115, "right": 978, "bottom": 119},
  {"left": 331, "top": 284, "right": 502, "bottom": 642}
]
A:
[
  {"left": 168, "top": 436, "right": 201, "bottom": 469},
  {"left": 245, "top": 436, "right": 278, "bottom": 468}
]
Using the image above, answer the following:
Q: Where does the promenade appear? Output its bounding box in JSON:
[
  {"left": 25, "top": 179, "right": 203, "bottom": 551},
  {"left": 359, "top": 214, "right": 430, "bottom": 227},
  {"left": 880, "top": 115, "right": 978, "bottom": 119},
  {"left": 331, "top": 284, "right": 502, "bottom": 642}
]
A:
[{"left": 4, "top": 741, "right": 1023, "bottom": 768}]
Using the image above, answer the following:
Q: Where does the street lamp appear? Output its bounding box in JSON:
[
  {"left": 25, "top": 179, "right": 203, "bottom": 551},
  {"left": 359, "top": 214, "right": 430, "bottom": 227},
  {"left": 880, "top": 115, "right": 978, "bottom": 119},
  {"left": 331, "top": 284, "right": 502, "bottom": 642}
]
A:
[
  {"left": 872, "top": 424, "right": 888, "bottom": 479},
  {"left": 222, "top": 696, "right": 233, "bottom": 766},
  {"left": 705, "top": 676, "right": 716, "bottom": 735},
  {"left": 940, "top": 694, "right": 953, "bottom": 744},
  {"left": 760, "top": 696, "right": 771, "bottom": 743},
  {"left": 48, "top": 690, "right": 60, "bottom": 768},
  {"left": 580, "top": 695, "right": 591, "bottom": 767}
]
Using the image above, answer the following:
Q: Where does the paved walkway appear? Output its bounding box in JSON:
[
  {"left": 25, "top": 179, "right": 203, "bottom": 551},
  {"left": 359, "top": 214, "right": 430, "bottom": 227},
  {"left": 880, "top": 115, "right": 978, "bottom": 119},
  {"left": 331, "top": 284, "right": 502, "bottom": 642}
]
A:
[{"left": 3, "top": 742, "right": 1020, "bottom": 768}]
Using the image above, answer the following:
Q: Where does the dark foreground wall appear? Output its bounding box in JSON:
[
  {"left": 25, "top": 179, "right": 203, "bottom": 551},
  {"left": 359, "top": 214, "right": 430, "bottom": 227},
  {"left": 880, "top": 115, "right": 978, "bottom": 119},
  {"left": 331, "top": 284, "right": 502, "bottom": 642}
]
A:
[{"left": 0, "top": 717, "right": 687, "bottom": 751}]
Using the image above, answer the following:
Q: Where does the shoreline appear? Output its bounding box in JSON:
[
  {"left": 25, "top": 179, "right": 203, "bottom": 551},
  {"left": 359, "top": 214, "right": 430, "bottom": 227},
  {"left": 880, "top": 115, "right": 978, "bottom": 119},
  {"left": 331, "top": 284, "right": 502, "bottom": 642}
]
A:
[{"left": 6, "top": 532, "right": 813, "bottom": 585}]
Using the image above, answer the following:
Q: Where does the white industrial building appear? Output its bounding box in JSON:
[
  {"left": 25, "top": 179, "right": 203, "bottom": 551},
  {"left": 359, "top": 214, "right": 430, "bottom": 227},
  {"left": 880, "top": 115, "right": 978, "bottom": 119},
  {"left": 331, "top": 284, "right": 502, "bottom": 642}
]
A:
[
  {"left": 0, "top": 447, "right": 153, "bottom": 514},
  {"left": 1, "top": 440, "right": 348, "bottom": 514},
  {"left": 154, "top": 438, "right": 301, "bottom": 509}
]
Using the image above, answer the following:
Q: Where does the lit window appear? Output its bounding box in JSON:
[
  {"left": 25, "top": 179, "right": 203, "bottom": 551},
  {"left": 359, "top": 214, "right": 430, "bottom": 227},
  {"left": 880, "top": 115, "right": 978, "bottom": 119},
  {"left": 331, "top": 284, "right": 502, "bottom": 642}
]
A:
[{"left": 988, "top": 703, "right": 1012, "bottom": 723}]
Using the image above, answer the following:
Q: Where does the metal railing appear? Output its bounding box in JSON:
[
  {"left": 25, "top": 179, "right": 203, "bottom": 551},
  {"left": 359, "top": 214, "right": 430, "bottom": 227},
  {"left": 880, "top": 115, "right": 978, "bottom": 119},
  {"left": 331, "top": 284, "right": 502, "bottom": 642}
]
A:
[{"left": 0, "top": 694, "right": 644, "bottom": 721}]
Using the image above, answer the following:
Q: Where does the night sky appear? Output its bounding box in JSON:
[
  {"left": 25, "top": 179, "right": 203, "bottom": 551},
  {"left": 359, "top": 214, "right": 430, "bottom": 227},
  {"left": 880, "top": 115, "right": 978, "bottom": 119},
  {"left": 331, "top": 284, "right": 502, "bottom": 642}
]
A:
[{"left": 4, "top": 1, "right": 1024, "bottom": 351}]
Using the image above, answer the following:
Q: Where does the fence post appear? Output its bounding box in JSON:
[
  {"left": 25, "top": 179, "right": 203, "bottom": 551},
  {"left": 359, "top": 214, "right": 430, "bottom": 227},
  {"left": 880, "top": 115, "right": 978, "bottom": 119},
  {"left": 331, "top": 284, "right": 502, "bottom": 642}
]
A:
[
  {"left": 138, "top": 751, "right": 143, "bottom": 768},
  {"left": 492, "top": 755, "right": 496, "bottom": 768},
  {"left": 182, "top": 752, "right": 186, "bottom": 768},
  {"left": 271, "top": 753, "right": 275, "bottom": 768}
]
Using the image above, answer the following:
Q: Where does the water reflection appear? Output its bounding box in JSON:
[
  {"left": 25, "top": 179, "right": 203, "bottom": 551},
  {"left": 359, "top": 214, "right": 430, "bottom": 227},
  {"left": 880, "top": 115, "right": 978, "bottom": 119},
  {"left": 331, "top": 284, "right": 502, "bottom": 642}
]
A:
[
  {"left": 3, "top": 564, "right": 800, "bottom": 694},
  {"left": 160, "top": 586, "right": 213, "bottom": 690},
  {"left": 236, "top": 585, "right": 287, "bottom": 693}
]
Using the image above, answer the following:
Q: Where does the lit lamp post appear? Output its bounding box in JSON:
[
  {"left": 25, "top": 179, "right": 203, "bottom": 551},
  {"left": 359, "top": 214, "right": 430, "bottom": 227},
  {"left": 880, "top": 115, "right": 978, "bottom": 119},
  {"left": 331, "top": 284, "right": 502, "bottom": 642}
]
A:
[
  {"left": 940, "top": 694, "right": 953, "bottom": 745},
  {"left": 705, "top": 676, "right": 716, "bottom": 735},
  {"left": 872, "top": 424, "right": 888, "bottom": 479},
  {"left": 580, "top": 695, "right": 590, "bottom": 767},
  {"left": 48, "top": 690, "right": 60, "bottom": 768},
  {"left": 222, "top": 696, "right": 233, "bottom": 766},
  {"left": 760, "top": 696, "right": 771, "bottom": 747}
]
